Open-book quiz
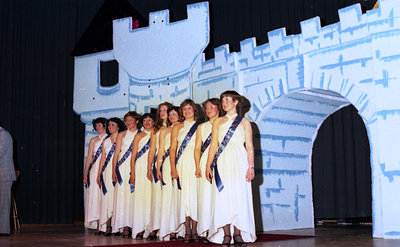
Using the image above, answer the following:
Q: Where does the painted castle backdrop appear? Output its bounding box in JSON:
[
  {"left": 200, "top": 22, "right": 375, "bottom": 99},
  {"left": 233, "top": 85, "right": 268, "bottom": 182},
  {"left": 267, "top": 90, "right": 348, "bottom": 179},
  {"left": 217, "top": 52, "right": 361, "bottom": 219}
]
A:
[{"left": 73, "top": 0, "right": 400, "bottom": 238}]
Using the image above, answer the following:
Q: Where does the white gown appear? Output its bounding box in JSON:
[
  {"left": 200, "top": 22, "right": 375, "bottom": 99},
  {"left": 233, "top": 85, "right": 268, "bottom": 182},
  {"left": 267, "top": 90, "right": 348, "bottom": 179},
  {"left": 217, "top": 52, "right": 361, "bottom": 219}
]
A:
[
  {"left": 150, "top": 131, "right": 162, "bottom": 233},
  {"left": 171, "top": 121, "right": 198, "bottom": 233},
  {"left": 131, "top": 131, "right": 152, "bottom": 238},
  {"left": 159, "top": 132, "right": 179, "bottom": 240},
  {"left": 112, "top": 129, "right": 137, "bottom": 232},
  {"left": 197, "top": 121, "right": 214, "bottom": 237},
  {"left": 85, "top": 134, "right": 105, "bottom": 229},
  {"left": 208, "top": 114, "right": 256, "bottom": 244},
  {"left": 99, "top": 137, "right": 115, "bottom": 232}
]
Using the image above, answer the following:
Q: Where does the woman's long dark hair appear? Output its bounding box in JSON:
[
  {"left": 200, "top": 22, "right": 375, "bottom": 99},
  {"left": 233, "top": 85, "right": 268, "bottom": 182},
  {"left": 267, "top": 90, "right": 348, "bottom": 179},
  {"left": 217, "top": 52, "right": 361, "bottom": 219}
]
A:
[{"left": 154, "top": 102, "right": 173, "bottom": 132}]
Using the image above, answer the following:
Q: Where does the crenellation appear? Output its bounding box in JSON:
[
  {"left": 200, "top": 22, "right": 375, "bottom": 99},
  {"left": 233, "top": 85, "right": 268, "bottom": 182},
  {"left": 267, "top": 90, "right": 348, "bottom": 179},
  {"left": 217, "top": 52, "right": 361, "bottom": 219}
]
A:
[{"left": 149, "top": 9, "right": 169, "bottom": 26}]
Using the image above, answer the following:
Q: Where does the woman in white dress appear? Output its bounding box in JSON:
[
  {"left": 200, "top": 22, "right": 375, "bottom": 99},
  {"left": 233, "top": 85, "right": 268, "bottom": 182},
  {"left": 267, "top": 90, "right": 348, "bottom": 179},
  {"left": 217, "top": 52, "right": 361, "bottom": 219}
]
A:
[
  {"left": 205, "top": 91, "right": 256, "bottom": 246},
  {"left": 83, "top": 117, "right": 108, "bottom": 234},
  {"left": 194, "top": 98, "right": 223, "bottom": 243},
  {"left": 156, "top": 106, "right": 180, "bottom": 241},
  {"left": 130, "top": 113, "right": 155, "bottom": 239},
  {"left": 170, "top": 99, "right": 200, "bottom": 243},
  {"left": 147, "top": 102, "right": 173, "bottom": 240},
  {"left": 96, "top": 117, "right": 126, "bottom": 236},
  {"left": 112, "top": 111, "right": 141, "bottom": 238}
]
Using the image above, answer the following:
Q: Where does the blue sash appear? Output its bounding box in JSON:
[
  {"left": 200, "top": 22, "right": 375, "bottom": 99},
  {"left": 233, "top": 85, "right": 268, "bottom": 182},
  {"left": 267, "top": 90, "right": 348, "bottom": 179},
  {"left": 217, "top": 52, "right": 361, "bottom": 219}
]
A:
[
  {"left": 135, "top": 138, "right": 151, "bottom": 161},
  {"left": 129, "top": 174, "right": 135, "bottom": 193},
  {"left": 201, "top": 133, "right": 212, "bottom": 153},
  {"left": 160, "top": 148, "right": 169, "bottom": 186},
  {"left": 114, "top": 130, "right": 140, "bottom": 187},
  {"left": 99, "top": 142, "right": 116, "bottom": 195},
  {"left": 175, "top": 121, "right": 200, "bottom": 190},
  {"left": 211, "top": 115, "right": 243, "bottom": 192},
  {"left": 86, "top": 143, "right": 103, "bottom": 187},
  {"left": 114, "top": 141, "right": 134, "bottom": 186},
  {"left": 152, "top": 154, "right": 159, "bottom": 183},
  {"left": 124, "top": 137, "right": 151, "bottom": 193}
]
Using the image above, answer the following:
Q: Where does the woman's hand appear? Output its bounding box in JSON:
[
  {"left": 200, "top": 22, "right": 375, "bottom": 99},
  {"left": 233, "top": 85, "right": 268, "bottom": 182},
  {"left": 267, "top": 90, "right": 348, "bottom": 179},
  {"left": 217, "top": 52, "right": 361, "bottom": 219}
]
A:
[
  {"left": 83, "top": 174, "right": 88, "bottom": 185},
  {"left": 147, "top": 169, "right": 153, "bottom": 182},
  {"left": 96, "top": 175, "right": 101, "bottom": 186},
  {"left": 195, "top": 167, "right": 202, "bottom": 178},
  {"left": 157, "top": 169, "right": 163, "bottom": 182},
  {"left": 112, "top": 171, "right": 117, "bottom": 183},
  {"left": 205, "top": 167, "right": 213, "bottom": 182},
  {"left": 171, "top": 168, "right": 179, "bottom": 180},
  {"left": 246, "top": 167, "right": 255, "bottom": 182}
]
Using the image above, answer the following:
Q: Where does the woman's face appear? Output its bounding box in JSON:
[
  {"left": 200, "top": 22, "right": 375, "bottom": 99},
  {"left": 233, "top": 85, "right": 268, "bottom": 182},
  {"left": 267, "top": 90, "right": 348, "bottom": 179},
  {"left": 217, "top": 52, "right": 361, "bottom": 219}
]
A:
[
  {"left": 221, "top": 96, "right": 237, "bottom": 113},
  {"left": 108, "top": 121, "right": 119, "bottom": 134},
  {"left": 159, "top": 105, "right": 168, "bottom": 121},
  {"left": 95, "top": 123, "right": 106, "bottom": 134},
  {"left": 142, "top": 117, "right": 154, "bottom": 130},
  {"left": 168, "top": 110, "right": 179, "bottom": 124},
  {"left": 182, "top": 104, "right": 194, "bottom": 120},
  {"left": 125, "top": 116, "right": 137, "bottom": 130},
  {"left": 204, "top": 101, "right": 219, "bottom": 119}
]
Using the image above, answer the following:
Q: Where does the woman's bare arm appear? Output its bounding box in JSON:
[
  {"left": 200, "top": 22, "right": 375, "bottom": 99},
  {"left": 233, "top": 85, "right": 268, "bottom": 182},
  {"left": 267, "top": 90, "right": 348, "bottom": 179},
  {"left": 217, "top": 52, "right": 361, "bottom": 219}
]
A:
[
  {"left": 243, "top": 118, "right": 255, "bottom": 182},
  {"left": 194, "top": 123, "right": 203, "bottom": 178}
]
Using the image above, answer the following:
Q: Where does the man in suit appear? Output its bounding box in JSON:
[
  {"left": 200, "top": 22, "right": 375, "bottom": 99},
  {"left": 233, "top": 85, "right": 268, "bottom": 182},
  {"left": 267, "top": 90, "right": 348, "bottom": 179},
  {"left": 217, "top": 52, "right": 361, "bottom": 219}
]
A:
[{"left": 0, "top": 123, "right": 16, "bottom": 236}]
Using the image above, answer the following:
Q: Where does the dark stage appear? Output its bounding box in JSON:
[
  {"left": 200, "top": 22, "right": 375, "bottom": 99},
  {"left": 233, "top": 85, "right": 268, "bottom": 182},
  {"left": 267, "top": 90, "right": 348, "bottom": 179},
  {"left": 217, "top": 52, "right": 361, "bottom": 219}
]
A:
[{"left": 1, "top": 224, "right": 399, "bottom": 247}]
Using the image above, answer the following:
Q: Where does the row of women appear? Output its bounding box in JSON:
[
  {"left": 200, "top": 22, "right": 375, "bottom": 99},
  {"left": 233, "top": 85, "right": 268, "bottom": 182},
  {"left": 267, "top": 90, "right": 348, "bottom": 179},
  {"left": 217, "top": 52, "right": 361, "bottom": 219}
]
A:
[{"left": 83, "top": 90, "right": 256, "bottom": 246}]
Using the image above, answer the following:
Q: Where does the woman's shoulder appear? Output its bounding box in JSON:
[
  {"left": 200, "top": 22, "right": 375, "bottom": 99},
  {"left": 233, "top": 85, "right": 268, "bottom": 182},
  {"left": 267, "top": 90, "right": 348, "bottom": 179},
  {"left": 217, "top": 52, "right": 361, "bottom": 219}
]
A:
[
  {"left": 214, "top": 116, "right": 228, "bottom": 126},
  {"left": 118, "top": 130, "right": 127, "bottom": 138},
  {"left": 173, "top": 122, "right": 184, "bottom": 130},
  {"left": 89, "top": 135, "right": 101, "bottom": 144},
  {"left": 160, "top": 126, "right": 171, "bottom": 135},
  {"left": 241, "top": 117, "right": 251, "bottom": 125}
]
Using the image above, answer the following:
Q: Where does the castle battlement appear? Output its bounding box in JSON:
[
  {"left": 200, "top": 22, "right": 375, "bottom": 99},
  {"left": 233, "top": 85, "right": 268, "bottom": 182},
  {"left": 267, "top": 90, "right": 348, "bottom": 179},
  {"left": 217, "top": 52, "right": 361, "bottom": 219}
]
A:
[
  {"left": 193, "top": 0, "right": 400, "bottom": 83},
  {"left": 113, "top": 1, "right": 209, "bottom": 82}
]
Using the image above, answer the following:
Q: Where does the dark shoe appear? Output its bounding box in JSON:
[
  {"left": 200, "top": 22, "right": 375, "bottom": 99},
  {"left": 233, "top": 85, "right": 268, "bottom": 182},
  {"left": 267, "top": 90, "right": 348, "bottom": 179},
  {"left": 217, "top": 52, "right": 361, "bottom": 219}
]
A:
[
  {"left": 183, "top": 233, "right": 192, "bottom": 243},
  {"left": 94, "top": 230, "right": 102, "bottom": 236},
  {"left": 221, "top": 235, "right": 231, "bottom": 246},
  {"left": 146, "top": 231, "right": 157, "bottom": 241},
  {"left": 135, "top": 231, "right": 144, "bottom": 240},
  {"left": 192, "top": 233, "right": 200, "bottom": 243},
  {"left": 123, "top": 227, "right": 131, "bottom": 239},
  {"left": 202, "top": 237, "right": 210, "bottom": 244},
  {"left": 233, "top": 234, "right": 246, "bottom": 247},
  {"left": 170, "top": 233, "right": 178, "bottom": 241},
  {"left": 105, "top": 226, "right": 112, "bottom": 237},
  {"left": 114, "top": 232, "right": 121, "bottom": 236}
]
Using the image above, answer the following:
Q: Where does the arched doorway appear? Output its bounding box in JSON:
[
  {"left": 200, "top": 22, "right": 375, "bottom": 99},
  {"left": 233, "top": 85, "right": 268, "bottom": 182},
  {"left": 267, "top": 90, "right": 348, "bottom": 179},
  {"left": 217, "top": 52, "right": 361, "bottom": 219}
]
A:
[
  {"left": 255, "top": 88, "right": 373, "bottom": 231},
  {"left": 312, "top": 104, "right": 371, "bottom": 224}
]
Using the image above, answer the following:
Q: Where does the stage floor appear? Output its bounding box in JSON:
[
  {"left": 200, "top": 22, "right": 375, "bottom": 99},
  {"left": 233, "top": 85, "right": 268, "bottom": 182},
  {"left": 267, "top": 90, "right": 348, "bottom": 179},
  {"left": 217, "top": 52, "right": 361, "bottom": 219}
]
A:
[{"left": 1, "top": 224, "right": 399, "bottom": 247}]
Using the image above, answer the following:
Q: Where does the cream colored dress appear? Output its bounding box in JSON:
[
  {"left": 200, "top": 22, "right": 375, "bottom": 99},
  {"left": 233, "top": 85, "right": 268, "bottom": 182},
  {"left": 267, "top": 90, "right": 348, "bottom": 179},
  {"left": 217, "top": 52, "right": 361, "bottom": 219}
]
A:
[
  {"left": 112, "top": 129, "right": 137, "bottom": 232},
  {"left": 99, "top": 137, "right": 115, "bottom": 232},
  {"left": 131, "top": 131, "right": 152, "bottom": 238},
  {"left": 171, "top": 121, "right": 198, "bottom": 234},
  {"left": 85, "top": 134, "right": 105, "bottom": 229},
  {"left": 150, "top": 131, "right": 162, "bottom": 233},
  {"left": 159, "top": 132, "right": 178, "bottom": 240},
  {"left": 208, "top": 114, "right": 256, "bottom": 244},
  {"left": 197, "top": 121, "right": 214, "bottom": 237}
]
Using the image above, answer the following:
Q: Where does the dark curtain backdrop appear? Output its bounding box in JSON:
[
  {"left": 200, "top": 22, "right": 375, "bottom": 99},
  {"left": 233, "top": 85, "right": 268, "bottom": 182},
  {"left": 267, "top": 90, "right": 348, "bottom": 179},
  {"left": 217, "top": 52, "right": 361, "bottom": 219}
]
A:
[
  {"left": 0, "top": 0, "right": 375, "bottom": 223},
  {"left": 312, "top": 105, "right": 371, "bottom": 219}
]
